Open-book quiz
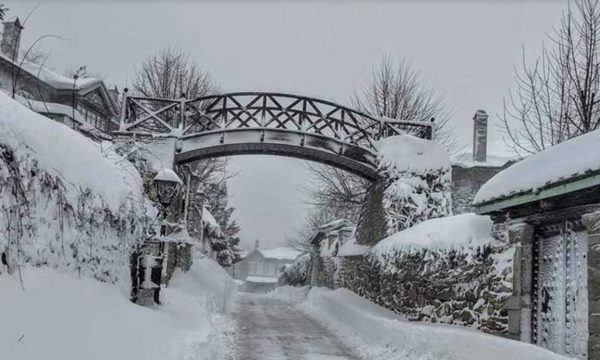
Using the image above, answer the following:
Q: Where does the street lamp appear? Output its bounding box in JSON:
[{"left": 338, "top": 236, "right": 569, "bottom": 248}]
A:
[
  {"left": 134, "top": 168, "right": 183, "bottom": 305},
  {"left": 153, "top": 168, "right": 183, "bottom": 208}
]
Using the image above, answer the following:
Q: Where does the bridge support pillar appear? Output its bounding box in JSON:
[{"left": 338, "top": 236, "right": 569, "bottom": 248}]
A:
[{"left": 356, "top": 177, "right": 388, "bottom": 246}]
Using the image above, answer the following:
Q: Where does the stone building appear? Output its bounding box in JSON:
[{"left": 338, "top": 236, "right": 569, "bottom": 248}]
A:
[
  {"left": 474, "top": 129, "right": 600, "bottom": 359},
  {"left": 451, "top": 110, "right": 514, "bottom": 214},
  {"left": 0, "top": 18, "right": 119, "bottom": 141}
]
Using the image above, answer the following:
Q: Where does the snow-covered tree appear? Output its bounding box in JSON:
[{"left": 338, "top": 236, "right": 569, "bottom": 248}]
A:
[{"left": 377, "top": 135, "right": 452, "bottom": 234}]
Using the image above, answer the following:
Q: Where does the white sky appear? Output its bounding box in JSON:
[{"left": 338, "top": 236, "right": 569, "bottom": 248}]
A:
[{"left": 11, "top": 0, "right": 566, "bottom": 250}]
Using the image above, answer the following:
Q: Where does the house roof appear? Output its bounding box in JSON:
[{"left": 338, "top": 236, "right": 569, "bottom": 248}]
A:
[{"left": 0, "top": 53, "right": 119, "bottom": 115}]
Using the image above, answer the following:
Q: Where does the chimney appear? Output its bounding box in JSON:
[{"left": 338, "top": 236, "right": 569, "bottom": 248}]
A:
[
  {"left": 1, "top": 18, "right": 23, "bottom": 61},
  {"left": 472, "top": 110, "right": 488, "bottom": 163},
  {"left": 254, "top": 239, "right": 260, "bottom": 250}
]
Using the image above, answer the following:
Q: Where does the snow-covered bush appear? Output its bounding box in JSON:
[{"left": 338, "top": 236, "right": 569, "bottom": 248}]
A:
[
  {"left": 0, "top": 93, "right": 150, "bottom": 286},
  {"left": 281, "top": 253, "right": 311, "bottom": 286},
  {"left": 376, "top": 134, "right": 452, "bottom": 234}
]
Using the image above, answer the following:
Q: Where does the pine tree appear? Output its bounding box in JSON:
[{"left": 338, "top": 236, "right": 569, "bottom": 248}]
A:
[{"left": 204, "top": 181, "right": 242, "bottom": 266}]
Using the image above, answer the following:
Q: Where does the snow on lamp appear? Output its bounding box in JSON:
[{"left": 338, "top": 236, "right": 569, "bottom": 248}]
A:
[{"left": 153, "top": 168, "right": 183, "bottom": 208}]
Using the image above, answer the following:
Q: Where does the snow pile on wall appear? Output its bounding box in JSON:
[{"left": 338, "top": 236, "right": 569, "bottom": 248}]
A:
[
  {"left": 375, "top": 134, "right": 450, "bottom": 173},
  {"left": 372, "top": 213, "right": 496, "bottom": 256},
  {"left": 298, "top": 287, "right": 570, "bottom": 360},
  {"left": 0, "top": 92, "right": 150, "bottom": 284},
  {"left": 0, "top": 257, "right": 235, "bottom": 360},
  {"left": 376, "top": 134, "right": 452, "bottom": 234},
  {"left": 474, "top": 129, "right": 600, "bottom": 204}
]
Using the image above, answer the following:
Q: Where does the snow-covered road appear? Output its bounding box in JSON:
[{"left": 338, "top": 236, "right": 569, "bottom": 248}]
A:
[{"left": 233, "top": 293, "right": 360, "bottom": 360}]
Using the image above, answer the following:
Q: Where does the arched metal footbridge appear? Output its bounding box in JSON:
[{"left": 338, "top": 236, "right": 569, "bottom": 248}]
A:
[{"left": 116, "top": 92, "right": 434, "bottom": 180}]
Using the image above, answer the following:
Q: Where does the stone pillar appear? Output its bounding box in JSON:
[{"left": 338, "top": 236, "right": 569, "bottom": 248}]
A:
[
  {"left": 356, "top": 178, "right": 387, "bottom": 246},
  {"left": 504, "top": 222, "right": 535, "bottom": 341},
  {"left": 583, "top": 211, "right": 600, "bottom": 359}
]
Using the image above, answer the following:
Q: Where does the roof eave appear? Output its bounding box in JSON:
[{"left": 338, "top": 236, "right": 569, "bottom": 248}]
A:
[{"left": 475, "top": 172, "right": 600, "bottom": 215}]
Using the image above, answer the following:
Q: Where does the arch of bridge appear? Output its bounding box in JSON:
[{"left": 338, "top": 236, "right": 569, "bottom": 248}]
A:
[{"left": 116, "top": 92, "right": 433, "bottom": 180}]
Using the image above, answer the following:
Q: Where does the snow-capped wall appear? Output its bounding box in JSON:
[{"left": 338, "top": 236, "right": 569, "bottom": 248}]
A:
[
  {"left": 316, "top": 214, "right": 515, "bottom": 335},
  {"left": 0, "top": 92, "right": 150, "bottom": 285}
]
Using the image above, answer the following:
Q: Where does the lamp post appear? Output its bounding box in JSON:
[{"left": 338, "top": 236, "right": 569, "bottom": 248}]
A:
[{"left": 134, "top": 168, "right": 182, "bottom": 306}]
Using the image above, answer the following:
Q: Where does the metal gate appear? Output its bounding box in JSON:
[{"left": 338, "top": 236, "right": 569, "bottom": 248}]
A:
[{"left": 532, "top": 221, "right": 588, "bottom": 359}]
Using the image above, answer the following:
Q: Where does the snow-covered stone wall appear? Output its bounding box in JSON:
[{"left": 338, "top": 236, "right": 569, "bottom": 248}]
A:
[
  {"left": 0, "top": 93, "right": 151, "bottom": 286},
  {"left": 316, "top": 214, "right": 516, "bottom": 335}
]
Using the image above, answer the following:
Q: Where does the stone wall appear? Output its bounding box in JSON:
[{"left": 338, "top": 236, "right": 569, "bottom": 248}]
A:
[{"left": 316, "top": 244, "right": 515, "bottom": 335}]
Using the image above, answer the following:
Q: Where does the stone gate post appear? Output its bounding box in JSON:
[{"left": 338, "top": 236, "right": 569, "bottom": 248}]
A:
[
  {"left": 582, "top": 211, "right": 600, "bottom": 359},
  {"left": 503, "top": 221, "right": 534, "bottom": 341}
]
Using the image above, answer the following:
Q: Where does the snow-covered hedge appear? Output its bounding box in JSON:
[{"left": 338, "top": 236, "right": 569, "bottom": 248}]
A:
[
  {"left": 0, "top": 93, "right": 151, "bottom": 286},
  {"left": 316, "top": 214, "right": 515, "bottom": 334},
  {"left": 376, "top": 134, "right": 452, "bottom": 234},
  {"left": 281, "top": 253, "right": 311, "bottom": 287}
]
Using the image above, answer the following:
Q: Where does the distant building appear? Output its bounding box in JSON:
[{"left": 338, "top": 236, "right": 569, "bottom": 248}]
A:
[
  {"left": 233, "top": 241, "right": 303, "bottom": 292},
  {"left": 0, "top": 18, "right": 119, "bottom": 141},
  {"left": 451, "top": 110, "right": 516, "bottom": 214}
]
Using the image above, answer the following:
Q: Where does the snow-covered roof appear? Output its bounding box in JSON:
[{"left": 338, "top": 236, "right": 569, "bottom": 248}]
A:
[
  {"left": 474, "top": 130, "right": 600, "bottom": 208},
  {"left": 451, "top": 151, "right": 514, "bottom": 169},
  {"left": 0, "top": 91, "right": 143, "bottom": 212},
  {"left": 259, "top": 247, "right": 303, "bottom": 261},
  {"left": 153, "top": 168, "right": 183, "bottom": 184},
  {"left": 245, "top": 276, "right": 278, "bottom": 284},
  {"left": 318, "top": 219, "right": 353, "bottom": 232},
  {"left": 371, "top": 214, "right": 496, "bottom": 257},
  {"left": 0, "top": 53, "right": 101, "bottom": 91},
  {"left": 375, "top": 134, "right": 449, "bottom": 174}
]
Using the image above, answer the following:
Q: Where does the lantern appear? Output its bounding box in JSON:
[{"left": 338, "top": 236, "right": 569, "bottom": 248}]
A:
[{"left": 153, "top": 168, "right": 183, "bottom": 208}]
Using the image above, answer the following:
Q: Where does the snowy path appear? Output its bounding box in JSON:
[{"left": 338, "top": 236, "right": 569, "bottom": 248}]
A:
[{"left": 232, "top": 293, "right": 360, "bottom": 360}]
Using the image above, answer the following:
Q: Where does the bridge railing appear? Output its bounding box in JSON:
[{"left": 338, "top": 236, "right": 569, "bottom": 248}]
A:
[{"left": 118, "top": 92, "right": 433, "bottom": 151}]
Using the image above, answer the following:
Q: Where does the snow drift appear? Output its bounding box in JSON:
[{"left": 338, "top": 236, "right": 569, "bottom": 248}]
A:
[
  {"left": 0, "top": 257, "right": 235, "bottom": 360},
  {"left": 293, "top": 287, "right": 571, "bottom": 360}
]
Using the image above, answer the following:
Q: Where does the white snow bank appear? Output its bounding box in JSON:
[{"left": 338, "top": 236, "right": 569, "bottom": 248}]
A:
[
  {"left": 0, "top": 258, "right": 235, "bottom": 360},
  {"left": 376, "top": 134, "right": 450, "bottom": 173},
  {"left": 298, "top": 287, "right": 570, "bottom": 360},
  {"left": 265, "top": 285, "right": 310, "bottom": 305},
  {"left": 0, "top": 91, "right": 142, "bottom": 211},
  {"left": 259, "top": 247, "right": 303, "bottom": 261},
  {"left": 372, "top": 214, "right": 496, "bottom": 256},
  {"left": 474, "top": 129, "right": 600, "bottom": 205}
]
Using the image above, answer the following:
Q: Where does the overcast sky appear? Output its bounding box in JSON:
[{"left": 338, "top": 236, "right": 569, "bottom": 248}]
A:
[{"left": 12, "top": 0, "right": 565, "bottom": 250}]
